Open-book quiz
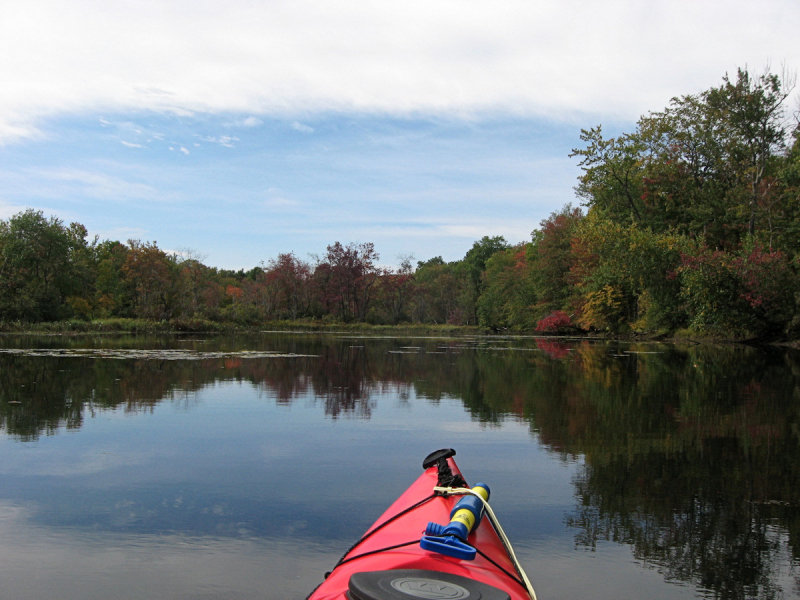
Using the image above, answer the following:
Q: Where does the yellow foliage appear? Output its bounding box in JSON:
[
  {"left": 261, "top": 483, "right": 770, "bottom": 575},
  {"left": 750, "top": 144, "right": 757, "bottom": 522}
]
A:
[{"left": 578, "top": 285, "right": 624, "bottom": 331}]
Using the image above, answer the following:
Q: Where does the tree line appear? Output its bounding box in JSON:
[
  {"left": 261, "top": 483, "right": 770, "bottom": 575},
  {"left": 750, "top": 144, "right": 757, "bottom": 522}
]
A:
[{"left": 1, "top": 67, "right": 798, "bottom": 338}]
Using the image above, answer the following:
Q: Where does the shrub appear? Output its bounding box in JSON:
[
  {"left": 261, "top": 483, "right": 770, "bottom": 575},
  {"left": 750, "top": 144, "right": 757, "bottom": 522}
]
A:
[
  {"left": 535, "top": 310, "right": 574, "bottom": 333},
  {"left": 678, "top": 242, "right": 796, "bottom": 337},
  {"left": 577, "top": 285, "right": 626, "bottom": 332}
]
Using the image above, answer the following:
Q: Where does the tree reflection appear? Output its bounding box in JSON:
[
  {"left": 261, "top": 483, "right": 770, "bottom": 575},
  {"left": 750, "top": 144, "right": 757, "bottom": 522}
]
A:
[
  {"left": 550, "top": 344, "right": 800, "bottom": 600},
  {"left": 1, "top": 335, "right": 799, "bottom": 598}
]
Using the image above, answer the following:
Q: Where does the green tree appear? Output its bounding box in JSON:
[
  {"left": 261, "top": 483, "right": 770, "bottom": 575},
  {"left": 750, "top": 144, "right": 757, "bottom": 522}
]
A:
[
  {"left": 708, "top": 69, "right": 791, "bottom": 237},
  {"left": 0, "top": 209, "right": 88, "bottom": 321},
  {"left": 169, "top": 251, "right": 220, "bottom": 320},
  {"left": 93, "top": 240, "right": 131, "bottom": 317},
  {"left": 639, "top": 68, "right": 792, "bottom": 247},
  {"left": 570, "top": 214, "right": 692, "bottom": 332},
  {"left": 770, "top": 126, "right": 800, "bottom": 256},
  {"left": 573, "top": 68, "right": 795, "bottom": 251},
  {"left": 571, "top": 127, "right": 646, "bottom": 225},
  {"left": 410, "top": 257, "right": 462, "bottom": 324},
  {"left": 460, "top": 236, "right": 509, "bottom": 324},
  {"left": 477, "top": 244, "right": 537, "bottom": 330}
]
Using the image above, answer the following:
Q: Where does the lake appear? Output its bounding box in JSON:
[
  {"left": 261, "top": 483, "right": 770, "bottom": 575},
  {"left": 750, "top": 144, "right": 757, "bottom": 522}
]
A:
[{"left": 0, "top": 332, "right": 798, "bottom": 599}]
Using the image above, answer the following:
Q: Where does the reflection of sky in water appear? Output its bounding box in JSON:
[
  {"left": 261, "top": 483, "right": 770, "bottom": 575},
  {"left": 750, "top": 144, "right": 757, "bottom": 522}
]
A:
[
  {"left": 0, "top": 380, "right": 589, "bottom": 598},
  {"left": 0, "top": 501, "right": 333, "bottom": 599},
  {"left": 1, "top": 383, "right": 572, "bottom": 537},
  {"left": 0, "top": 501, "right": 714, "bottom": 600},
  {"left": 2, "top": 338, "right": 798, "bottom": 600}
]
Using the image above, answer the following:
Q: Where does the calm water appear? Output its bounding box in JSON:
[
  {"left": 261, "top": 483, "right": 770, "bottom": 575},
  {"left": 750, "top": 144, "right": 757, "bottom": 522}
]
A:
[{"left": 0, "top": 332, "right": 798, "bottom": 600}]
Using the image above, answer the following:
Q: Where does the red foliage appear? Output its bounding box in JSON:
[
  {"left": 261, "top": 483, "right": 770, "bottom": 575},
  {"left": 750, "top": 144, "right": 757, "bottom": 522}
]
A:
[
  {"left": 677, "top": 242, "right": 796, "bottom": 333},
  {"left": 732, "top": 246, "right": 790, "bottom": 310},
  {"left": 535, "top": 310, "right": 573, "bottom": 333},
  {"left": 316, "top": 241, "right": 381, "bottom": 321},
  {"left": 225, "top": 285, "right": 244, "bottom": 300},
  {"left": 535, "top": 338, "right": 571, "bottom": 359}
]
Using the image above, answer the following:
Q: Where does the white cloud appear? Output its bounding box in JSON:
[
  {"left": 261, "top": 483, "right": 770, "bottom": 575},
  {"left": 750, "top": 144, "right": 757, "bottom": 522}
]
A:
[
  {"left": 0, "top": 116, "right": 42, "bottom": 143},
  {"left": 291, "top": 121, "right": 315, "bottom": 134},
  {"left": 0, "top": 0, "right": 797, "bottom": 143},
  {"left": 0, "top": 446, "right": 153, "bottom": 477},
  {"left": 263, "top": 194, "right": 301, "bottom": 209},
  {"left": 0, "top": 201, "right": 31, "bottom": 220},
  {"left": 236, "top": 116, "right": 263, "bottom": 128},
  {"left": 201, "top": 135, "right": 239, "bottom": 148},
  {"left": 26, "top": 167, "right": 160, "bottom": 201}
]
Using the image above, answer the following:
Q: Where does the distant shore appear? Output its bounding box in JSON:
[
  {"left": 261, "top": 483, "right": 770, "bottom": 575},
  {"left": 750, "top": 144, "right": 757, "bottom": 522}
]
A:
[
  {"left": 1, "top": 318, "right": 796, "bottom": 347},
  {"left": 0, "top": 318, "right": 479, "bottom": 336}
]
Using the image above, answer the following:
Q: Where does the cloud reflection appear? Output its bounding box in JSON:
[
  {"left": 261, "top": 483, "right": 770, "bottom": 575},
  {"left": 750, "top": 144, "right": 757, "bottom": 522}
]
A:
[{"left": 0, "top": 499, "right": 333, "bottom": 599}]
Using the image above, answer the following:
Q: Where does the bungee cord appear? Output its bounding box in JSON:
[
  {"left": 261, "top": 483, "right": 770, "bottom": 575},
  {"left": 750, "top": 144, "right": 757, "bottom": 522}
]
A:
[{"left": 433, "top": 485, "right": 539, "bottom": 600}]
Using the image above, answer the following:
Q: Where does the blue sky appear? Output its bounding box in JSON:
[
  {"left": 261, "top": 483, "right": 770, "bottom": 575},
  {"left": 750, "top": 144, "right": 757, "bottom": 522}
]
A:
[{"left": 1, "top": 0, "right": 798, "bottom": 270}]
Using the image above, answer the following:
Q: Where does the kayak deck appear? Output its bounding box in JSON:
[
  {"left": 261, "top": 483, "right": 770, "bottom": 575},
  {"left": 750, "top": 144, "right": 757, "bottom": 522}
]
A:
[{"left": 307, "top": 449, "right": 534, "bottom": 600}]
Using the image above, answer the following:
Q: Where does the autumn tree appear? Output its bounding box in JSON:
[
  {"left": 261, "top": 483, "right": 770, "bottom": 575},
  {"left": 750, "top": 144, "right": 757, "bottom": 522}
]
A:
[
  {"left": 264, "top": 253, "right": 312, "bottom": 320},
  {"left": 570, "top": 214, "right": 691, "bottom": 332},
  {"left": 313, "top": 242, "right": 381, "bottom": 322},
  {"left": 566, "top": 67, "right": 799, "bottom": 336},
  {"left": 372, "top": 257, "right": 415, "bottom": 324},
  {"left": 677, "top": 241, "right": 796, "bottom": 336},
  {"left": 530, "top": 205, "right": 584, "bottom": 317},
  {"left": 121, "top": 240, "right": 176, "bottom": 320},
  {"left": 170, "top": 251, "right": 220, "bottom": 320}
]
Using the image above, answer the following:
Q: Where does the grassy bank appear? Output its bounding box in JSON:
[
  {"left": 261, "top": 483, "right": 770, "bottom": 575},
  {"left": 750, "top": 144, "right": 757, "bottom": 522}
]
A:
[
  {"left": 1, "top": 318, "right": 795, "bottom": 346},
  {"left": 0, "top": 318, "right": 482, "bottom": 336}
]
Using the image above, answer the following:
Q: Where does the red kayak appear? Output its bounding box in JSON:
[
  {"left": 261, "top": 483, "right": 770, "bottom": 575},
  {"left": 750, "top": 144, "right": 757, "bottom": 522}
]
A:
[{"left": 307, "top": 449, "right": 536, "bottom": 600}]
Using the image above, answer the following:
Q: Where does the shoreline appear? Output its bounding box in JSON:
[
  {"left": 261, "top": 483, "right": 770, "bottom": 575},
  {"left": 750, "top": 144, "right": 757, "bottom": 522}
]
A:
[{"left": 1, "top": 318, "right": 797, "bottom": 347}]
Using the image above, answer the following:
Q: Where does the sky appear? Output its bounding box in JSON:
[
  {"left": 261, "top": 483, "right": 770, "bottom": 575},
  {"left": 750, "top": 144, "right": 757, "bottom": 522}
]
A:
[{"left": 1, "top": 0, "right": 798, "bottom": 271}]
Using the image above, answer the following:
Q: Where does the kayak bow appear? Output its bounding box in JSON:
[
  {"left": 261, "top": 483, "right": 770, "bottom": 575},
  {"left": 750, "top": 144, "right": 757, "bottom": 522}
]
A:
[{"left": 307, "top": 449, "right": 537, "bottom": 600}]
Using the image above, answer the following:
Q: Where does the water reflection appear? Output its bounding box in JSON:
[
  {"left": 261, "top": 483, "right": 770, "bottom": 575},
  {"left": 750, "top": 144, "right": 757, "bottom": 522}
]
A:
[
  {"left": 556, "top": 344, "right": 800, "bottom": 599},
  {"left": 0, "top": 500, "right": 332, "bottom": 600},
  {"left": 1, "top": 333, "right": 799, "bottom": 599}
]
